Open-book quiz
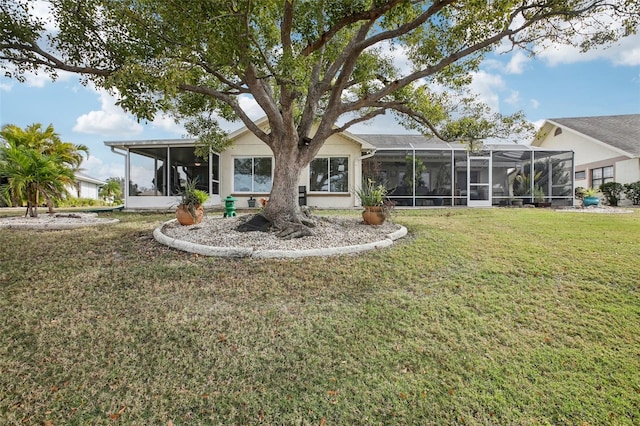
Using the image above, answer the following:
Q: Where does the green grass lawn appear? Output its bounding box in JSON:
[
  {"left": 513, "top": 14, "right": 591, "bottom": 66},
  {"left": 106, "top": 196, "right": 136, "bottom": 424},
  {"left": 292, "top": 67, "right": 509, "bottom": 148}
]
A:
[{"left": 1, "top": 208, "right": 639, "bottom": 425}]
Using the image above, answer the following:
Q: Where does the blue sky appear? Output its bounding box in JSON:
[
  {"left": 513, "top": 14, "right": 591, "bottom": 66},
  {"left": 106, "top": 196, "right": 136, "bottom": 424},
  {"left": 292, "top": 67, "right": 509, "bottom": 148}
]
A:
[{"left": 1, "top": 28, "right": 639, "bottom": 181}]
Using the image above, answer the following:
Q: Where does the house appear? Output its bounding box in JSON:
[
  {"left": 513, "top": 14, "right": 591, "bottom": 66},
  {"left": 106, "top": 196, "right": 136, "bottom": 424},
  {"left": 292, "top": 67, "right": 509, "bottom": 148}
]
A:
[
  {"left": 105, "top": 119, "right": 575, "bottom": 210},
  {"left": 72, "top": 173, "right": 106, "bottom": 200},
  {"left": 533, "top": 114, "right": 640, "bottom": 194}
]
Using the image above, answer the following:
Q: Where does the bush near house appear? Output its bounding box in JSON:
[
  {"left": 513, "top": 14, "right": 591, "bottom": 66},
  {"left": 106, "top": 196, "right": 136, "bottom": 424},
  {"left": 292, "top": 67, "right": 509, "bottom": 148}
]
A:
[
  {"left": 600, "top": 182, "right": 624, "bottom": 206},
  {"left": 55, "top": 197, "right": 109, "bottom": 208},
  {"left": 623, "top": 181, "right": 640, "bottom": 205}
]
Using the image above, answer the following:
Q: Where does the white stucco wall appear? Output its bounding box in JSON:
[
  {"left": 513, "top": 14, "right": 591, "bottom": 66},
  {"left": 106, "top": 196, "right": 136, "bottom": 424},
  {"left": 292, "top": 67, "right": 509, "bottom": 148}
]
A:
[
  {"left": 66, "top": 176, "right": 106, "bottom": 200},
  {"left": 616, "top": 158, "right": 640, "bottom": 183},
  {"left": 126, "top": 195, "right": 220, "bottom": 210},
  {"left": 537, "top": 126, "right": 620, "bottom": 166},
  {"left": 78, "top": 181, "right": 100, "bottom": 199},
  {"left": 220, "top": 129, "right": 361, "bottom": 209}
]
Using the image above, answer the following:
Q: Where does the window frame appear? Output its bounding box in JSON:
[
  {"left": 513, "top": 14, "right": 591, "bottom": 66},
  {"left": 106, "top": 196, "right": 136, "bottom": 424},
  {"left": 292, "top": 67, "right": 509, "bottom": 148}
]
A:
[
  {"left": 232, "top": 156, "right": 274, "bottom": 193},
  {"left": 591, "top": 165, "right": 614, "bottom": 189},
  {"left": 308, "top": 156, "right": 350, "bottom": 194}
]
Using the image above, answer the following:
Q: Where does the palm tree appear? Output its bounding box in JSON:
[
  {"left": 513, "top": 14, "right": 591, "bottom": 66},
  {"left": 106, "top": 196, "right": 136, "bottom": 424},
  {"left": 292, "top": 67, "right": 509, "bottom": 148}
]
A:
[
  {"left": 0, "top": 145, "right": 73, "bottom": 217},
  {"left": 0, "top": 123, "right": 89, "bottom": 213},
  {"left": 99, "top": 178, "right": 122, "bottom": 204}
]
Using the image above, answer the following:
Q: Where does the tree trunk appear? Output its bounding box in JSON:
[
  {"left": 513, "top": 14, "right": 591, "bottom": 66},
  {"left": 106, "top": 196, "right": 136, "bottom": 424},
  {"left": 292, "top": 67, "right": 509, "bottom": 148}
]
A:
[
  {"left": 46, "top": 196, "right": 55, "bottom": 214},
  {"left": 258, "top": 137, "right": 317, "bottom": 239},
  {"left": 262, "top": 159, "right": 301, "bottom": 223},
  {"left": 26, "top": 188, "right": 38, "bottom": 217}
]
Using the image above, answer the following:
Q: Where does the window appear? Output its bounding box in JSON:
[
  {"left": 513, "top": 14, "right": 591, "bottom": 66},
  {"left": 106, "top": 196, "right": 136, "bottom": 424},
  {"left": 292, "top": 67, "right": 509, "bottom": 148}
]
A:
[
  {"left": 233, "top": 157, "right": 273, "bottom": 192},
  {"left": 591, "top": 166, "right": 613, "bottom": 189},
  {"left": 575, "top": 170, "right": 586, "bottom": 180},
  {"left": 309, "top": 157, "right": 348, "bottom": 192}
]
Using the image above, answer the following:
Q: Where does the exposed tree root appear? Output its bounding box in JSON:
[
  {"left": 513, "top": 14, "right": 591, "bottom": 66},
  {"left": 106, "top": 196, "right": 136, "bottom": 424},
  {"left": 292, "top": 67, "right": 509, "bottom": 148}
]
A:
[
  {"left": 275, "top": 222, "right": 315, "bottom": 240},
  {"left": 236, "top": 206, "right": 318, "bottom": 239}
]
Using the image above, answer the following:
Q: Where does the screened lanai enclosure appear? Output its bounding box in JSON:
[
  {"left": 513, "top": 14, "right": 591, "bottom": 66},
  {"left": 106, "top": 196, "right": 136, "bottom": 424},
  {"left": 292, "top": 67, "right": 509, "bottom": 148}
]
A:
[
  {"left": 106, "top": 134, "right": 574, "bottom": 210},
  {"left": 359, "top": 136, "right": 574, "bottom": 207},
  {"left": 106, "top": 139, "right": 221, "bottom": 210}
]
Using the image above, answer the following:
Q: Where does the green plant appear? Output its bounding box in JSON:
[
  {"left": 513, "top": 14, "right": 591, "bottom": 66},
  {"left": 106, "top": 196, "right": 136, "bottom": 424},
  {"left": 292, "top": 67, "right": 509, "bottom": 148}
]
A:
[
  {"left": 355, "top": 179, "right": 388, "bottom": 207},
  {"left": 513, "top": 170, "right": 542, "bottom": 197},
  {"left": 403, "top": 155, "right": 427, "bottom": 191},
  {"left": 355, "top": 179, "right": 394, "bottom": 219},
  {"left": 179, "top": 178, "right": 209, "bottom": 219},
  {"left": 575, "top": 186, "right": 586, "bottom": 199},
  {"left": 581, "top": 187, "right": 600, "bottom": 198},
  {"left": 600, "top": 182, "right": 624, "bottom": 206},
  {"left": 623, "top": 181, "right": 640, "bottom": 205},
  {"left": 533, "top": 185, "right": 545, "bottom": 203}
]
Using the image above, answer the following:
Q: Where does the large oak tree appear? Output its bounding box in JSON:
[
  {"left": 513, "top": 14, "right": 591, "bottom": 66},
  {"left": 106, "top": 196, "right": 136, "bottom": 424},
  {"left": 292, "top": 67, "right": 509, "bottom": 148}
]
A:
[{"left": 1, "top": 0, "right": 637, "bottom": 232}]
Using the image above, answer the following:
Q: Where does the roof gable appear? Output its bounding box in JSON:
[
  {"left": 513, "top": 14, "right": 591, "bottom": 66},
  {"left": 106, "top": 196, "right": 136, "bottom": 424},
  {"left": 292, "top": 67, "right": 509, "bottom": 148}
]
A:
[{"left": 545, "top": 114, "right": 640, "bottom": 157}]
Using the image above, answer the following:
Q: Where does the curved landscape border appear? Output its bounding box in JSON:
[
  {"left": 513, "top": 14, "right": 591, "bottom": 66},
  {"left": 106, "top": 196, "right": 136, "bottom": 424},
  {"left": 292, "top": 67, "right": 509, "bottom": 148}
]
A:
[
  {"left": 154, "top": 219, "right": 408, "bottom": 258},
  {"left": 0, "top": 216, "right": 120, "bottom": 230}
]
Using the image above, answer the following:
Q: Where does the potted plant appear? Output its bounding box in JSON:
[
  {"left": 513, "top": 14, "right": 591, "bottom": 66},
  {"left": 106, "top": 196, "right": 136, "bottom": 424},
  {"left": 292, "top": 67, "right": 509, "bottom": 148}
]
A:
[
  {"left": 355, "top": 179, "right": 392, "bottom": 225},
  {"left": 579, "top": 187, "right": 600, "bottom": 207},
  {"left": 176, "top": 178, "right": 209, "bottom": 225}
]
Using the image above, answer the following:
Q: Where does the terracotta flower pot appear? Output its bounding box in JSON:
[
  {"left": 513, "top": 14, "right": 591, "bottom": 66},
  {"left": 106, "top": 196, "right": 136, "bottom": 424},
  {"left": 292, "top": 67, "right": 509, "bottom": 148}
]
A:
[
  {"left": 362, "top": 206, "right": 386, "bottom": 225},
  {"left": 176, "top": 204, "right": 204, "bottom": 225}
]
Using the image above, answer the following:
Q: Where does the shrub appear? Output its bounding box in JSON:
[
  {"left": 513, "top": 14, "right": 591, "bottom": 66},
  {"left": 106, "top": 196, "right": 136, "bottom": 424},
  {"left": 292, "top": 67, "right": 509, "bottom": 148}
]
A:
[
  {"left": 575, "top": 186, "right": 586, "bottom": 199},
  {"left": 623, "top": 181, "right": 640, "bottom": 205},
  {"left": 600, "top": 182, "right": 624, "bottom": 206},
  {"left": 55, "top": 197, "right": 108, "bottom": 207}
]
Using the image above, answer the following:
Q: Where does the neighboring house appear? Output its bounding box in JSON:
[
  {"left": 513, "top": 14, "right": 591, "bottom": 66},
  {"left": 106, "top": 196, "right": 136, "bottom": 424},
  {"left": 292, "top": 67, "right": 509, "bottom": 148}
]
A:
[
  {"left": 72, "top": 173, "right": 106, "bottom": 200},
  {"left": 105, "top": 118, "right": 575, "bottom": 210},
  {"left": 533, "top": 114, "right": 640, "bottom": 194}
]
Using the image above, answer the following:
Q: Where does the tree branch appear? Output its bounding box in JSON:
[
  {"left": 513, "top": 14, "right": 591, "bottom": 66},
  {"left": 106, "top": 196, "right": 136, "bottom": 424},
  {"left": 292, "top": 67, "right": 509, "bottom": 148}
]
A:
[
  {"left": 300, "top": 0, "right": 405, "bottom": 56},
  {"left": 178, "top": 82, "right": 269, "bottom": 142},
  {"left": 0, "top": 41, "right": 112, "bottom": 77}
]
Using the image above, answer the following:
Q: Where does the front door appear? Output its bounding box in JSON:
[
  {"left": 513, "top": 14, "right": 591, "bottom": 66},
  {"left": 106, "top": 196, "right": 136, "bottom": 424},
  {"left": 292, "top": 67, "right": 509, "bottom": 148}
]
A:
[{"left": 467, "top": 155, "right": 491, "bottom": 207}]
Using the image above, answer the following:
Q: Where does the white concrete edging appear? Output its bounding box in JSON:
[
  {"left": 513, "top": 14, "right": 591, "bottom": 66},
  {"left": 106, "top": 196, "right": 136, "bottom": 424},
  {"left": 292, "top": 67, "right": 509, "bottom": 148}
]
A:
[{"left": 153, "top": 221, "right": 408, "bottom": 259}]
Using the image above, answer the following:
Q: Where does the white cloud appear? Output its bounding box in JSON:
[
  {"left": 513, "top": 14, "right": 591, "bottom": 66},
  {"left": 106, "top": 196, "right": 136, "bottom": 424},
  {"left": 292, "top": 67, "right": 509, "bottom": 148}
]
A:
[
  {"left": 0, "top": 81, "right": 12, "bottom": 92},
  {"left": 469, "top": 71, "right": 505, "bottom": 111},
  {"left": 2, "top": 63, "right": 75, "bottom": 88},
  {"left": 505, "top": 51, "right": 530, "bottom": 74},
  {"left": 150, "top": 114, "right": 185, "bottom": 135},
  {"left": 505, "top": 91, "right": 520, "bottom": 105},
  {"left": 73, "top": 87, "right": 143, "bottom": 136},
  {"left": 533, "top": 12, "right": 640, "bottom": 67},
  {"left": 80, "top": 155, "right": 124, "bottom": 181},
  {"left": 31, "top": 0, "right": 58, "bottom": 32},
  {"left": 537, "top": 35, "right": 640, "bottom": 67},
  {"left": 530, "top": 99, "right": 540, "bottom": 109},
  {"left": 238, "top": 95, "right": 265, "bottom": 120}
]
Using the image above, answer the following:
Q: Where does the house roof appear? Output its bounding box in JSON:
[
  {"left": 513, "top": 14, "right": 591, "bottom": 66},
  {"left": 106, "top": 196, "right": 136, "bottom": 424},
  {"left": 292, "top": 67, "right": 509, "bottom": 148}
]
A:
[
  {"left": 75, "top": 173, "right": 106, "bottom": 185},
  {"left": 355, "top": 134, "right": 456, "bottom": 149},
  {"left": 544, "top": 114, "right": 640, "bottom": 157},
  {"left": 356, "top": 134, "right": 562, "bottom": 152}
]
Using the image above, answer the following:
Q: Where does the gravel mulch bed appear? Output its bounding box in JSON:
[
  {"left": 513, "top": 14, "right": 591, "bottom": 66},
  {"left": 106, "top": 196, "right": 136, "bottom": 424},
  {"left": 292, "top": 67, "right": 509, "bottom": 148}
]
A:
[
  {"left": 0, "top": 212, "right": 120, "bottom": 229},
  {"left": 160, "top": 214, "right": 402, "bottom": 251}
]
